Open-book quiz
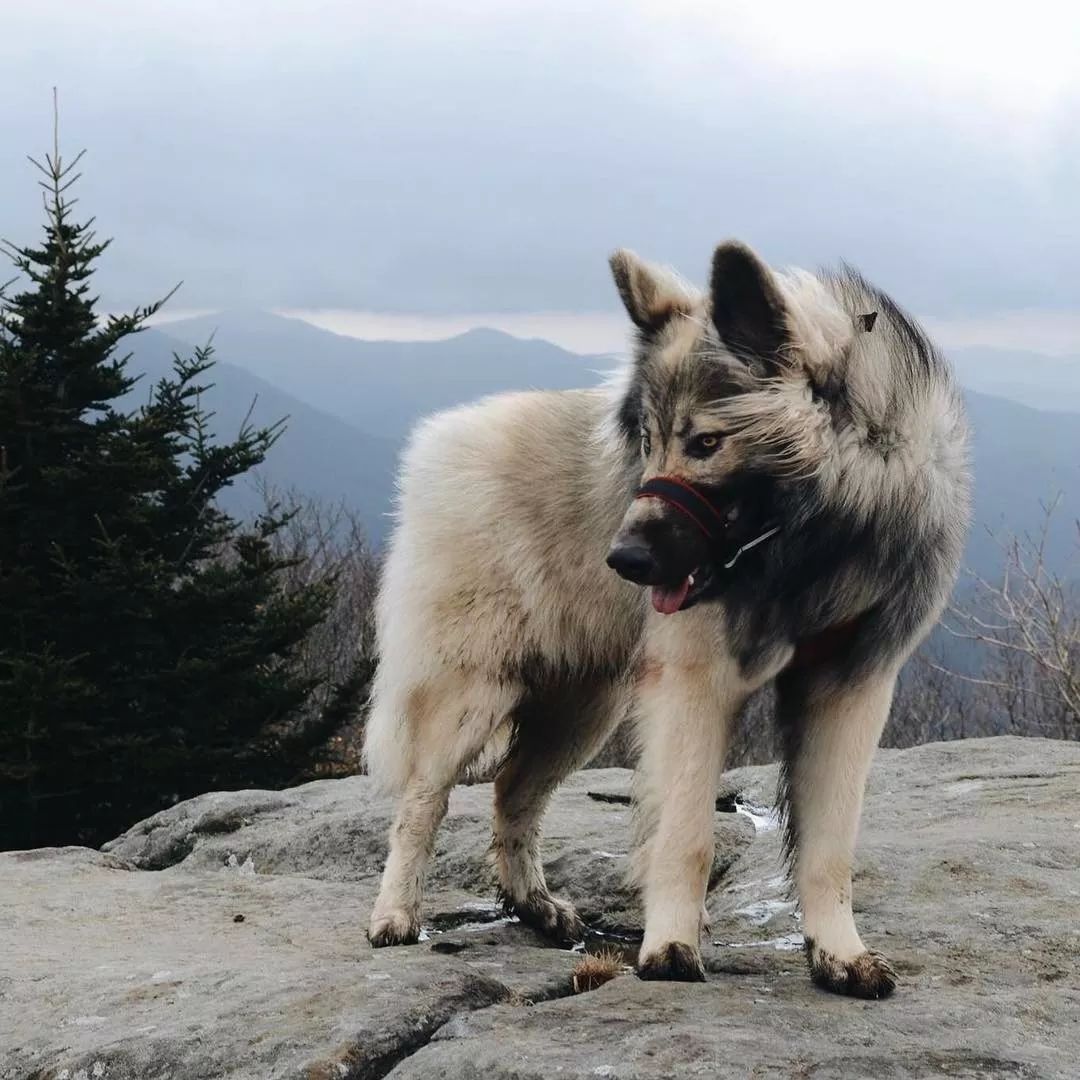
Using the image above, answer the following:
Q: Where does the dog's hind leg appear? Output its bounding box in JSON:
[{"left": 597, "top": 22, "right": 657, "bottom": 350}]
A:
[
  {"left": 777, "top": 663, "right": 899, "bottom": 999},
  {"left": 368, "top": 671, "right": 521, "bottom": 947},
  {"left": 492, "top": 677, "right": 630, "bottom": 945}
]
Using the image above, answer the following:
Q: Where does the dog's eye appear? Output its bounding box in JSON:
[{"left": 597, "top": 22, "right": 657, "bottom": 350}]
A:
[
  {"left": 687, "top": 433, "right": 722, "bottom": 457},
  {"left": 640, "top": 428, "right": 652, "bottom": 456}
]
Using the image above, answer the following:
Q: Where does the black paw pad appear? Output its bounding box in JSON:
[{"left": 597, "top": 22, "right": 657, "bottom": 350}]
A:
[
  {"left": 637, "top": 941, "right": 706, "bottom": 982},
  {"left": 807, "top": 939, "right": 897, "bottom": 999},
  {"left": 368, "top": 918, "right": 420, "bottom": 948}
]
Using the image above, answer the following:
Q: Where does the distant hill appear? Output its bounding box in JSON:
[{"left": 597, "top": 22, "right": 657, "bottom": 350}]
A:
[
  {"left": 951, "top": 345, "right": 1080, "bottom": 414},
  {"left": 161, "top": 311, "right": 596, "bottom": 440},
  {"left": 122, "top": 327, "right": 397, "bottom": 539},
  {"left": 962, "top": 390, "right": 1079, "bottom": 577},
  {"left": 154, "top": 311, "right": 1080, "bottom": 578}
]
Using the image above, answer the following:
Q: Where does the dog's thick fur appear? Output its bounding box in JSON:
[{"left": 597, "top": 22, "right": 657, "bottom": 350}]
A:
[{"left": 363, "top": 241, "right": 970, "bottom": 998}]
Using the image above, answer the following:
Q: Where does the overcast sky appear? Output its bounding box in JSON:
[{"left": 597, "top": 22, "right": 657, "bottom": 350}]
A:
[{"left": 3, "top": 1, "right": 1079, "bottom": 346}]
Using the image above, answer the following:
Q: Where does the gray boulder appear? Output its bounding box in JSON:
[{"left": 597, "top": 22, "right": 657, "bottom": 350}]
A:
[{"left": 3, "top": 737, "right": 1079, "bottom": 1079}]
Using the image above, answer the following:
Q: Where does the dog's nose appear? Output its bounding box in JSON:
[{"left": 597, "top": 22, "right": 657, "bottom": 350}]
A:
[{"left": 606, "top": 542, "right": 657, "bottom": 584}]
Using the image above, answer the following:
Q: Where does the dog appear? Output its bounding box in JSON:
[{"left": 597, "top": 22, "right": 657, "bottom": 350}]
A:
[{"left": 363, "top": 240, "right": 969, "bottom": 998}]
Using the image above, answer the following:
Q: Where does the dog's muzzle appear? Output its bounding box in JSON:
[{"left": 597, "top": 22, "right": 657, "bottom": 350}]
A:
[{"left": 634, "top": 475, "right": 780, "bottom": 571}]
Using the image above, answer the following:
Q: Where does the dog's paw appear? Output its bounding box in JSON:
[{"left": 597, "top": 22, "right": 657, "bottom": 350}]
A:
[
  {"left": 368, "top": 908, "right": 420, "bottom": 948},
  {"left": 508, "top": 889, "right": 585, "bottom": 945},
  {"left": 806, "top": 938, "right": 897, "bottom": 999},
  {"left": 637, "top": 941, "right": 706, "bottom": 982},
  {"left": 511, "top": 890, "right": 586, "bottom": 945}
]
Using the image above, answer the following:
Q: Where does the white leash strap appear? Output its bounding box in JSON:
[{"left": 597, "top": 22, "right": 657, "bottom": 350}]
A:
[{"left": 723, "top": 525, "right": 781, "bottom": 570}]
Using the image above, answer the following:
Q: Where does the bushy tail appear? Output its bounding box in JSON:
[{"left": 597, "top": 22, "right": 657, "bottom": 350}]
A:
[{"left": 361, "top": 667, "right": 415, "bottom": 796}]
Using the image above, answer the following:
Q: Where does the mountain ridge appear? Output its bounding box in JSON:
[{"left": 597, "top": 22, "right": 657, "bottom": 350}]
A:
[{"left": 124, "top": 325, "right": 397, "bottom": 538}]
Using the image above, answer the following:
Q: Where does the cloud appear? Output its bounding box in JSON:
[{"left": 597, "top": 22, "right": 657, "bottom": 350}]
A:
[{"left": 1, "top": 1, "right": 1077, "bottom": 320}]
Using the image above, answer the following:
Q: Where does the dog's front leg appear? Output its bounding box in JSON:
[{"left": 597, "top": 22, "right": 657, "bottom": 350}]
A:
[
  {"left": 777, "top": 663, "right": 900, "bottom": 998},
  {"left": 632, "top": 611, "right": 752, "bottom": 981}
]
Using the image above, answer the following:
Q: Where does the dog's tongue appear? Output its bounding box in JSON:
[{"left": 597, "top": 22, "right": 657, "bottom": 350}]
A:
[{"left": 650, "top": 576, "right": 691, "bottom": 615}]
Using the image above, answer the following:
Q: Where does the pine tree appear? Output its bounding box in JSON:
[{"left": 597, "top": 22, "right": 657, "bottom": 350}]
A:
[{"left": 0, "top": 130, "right": 334, "bottom": 849}]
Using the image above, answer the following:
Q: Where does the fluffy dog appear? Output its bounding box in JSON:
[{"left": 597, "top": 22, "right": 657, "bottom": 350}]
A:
[{"left": 363, "top": 241, "right": 969, "bottom": 997}]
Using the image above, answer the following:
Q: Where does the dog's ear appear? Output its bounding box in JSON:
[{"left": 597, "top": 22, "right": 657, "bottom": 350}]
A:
[
  {"left": 710, "top": 241, "right": 790, "bottom": 366},
  {"left": 609, "top": 249, "right": 693, "bottom": 333}
]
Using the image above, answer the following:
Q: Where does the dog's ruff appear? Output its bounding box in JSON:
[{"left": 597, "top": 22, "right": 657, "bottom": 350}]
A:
[{"left": 363, "top": 240, "right": 970, "bottom": 996}]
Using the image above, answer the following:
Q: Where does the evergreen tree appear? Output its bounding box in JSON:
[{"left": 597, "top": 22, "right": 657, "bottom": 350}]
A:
[{"left": 0, "top": 136, "right": 334, "bottom": 849}]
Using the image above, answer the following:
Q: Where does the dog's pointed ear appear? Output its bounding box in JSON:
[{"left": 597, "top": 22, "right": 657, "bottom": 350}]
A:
[
  {"left": 609, "top": 249, "right": 692, "bottom": 332},
  {"left": 710, "top": 241, "right": 790, "bottom": 366}
]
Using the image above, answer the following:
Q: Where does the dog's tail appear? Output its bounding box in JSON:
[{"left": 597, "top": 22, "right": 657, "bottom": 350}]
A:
[
  {"left": 362, "top": 671, "right": 513, "bottom": 794},
  {"left": 361, "top": 661, "right": 415, "bottom": 796}
]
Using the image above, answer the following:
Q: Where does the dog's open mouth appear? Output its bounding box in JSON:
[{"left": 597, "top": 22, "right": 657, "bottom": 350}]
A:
[
  {"left": 647, "top": 520, "right": 782, "bottom": 615},
  {"left": 650, "top": 566, "right": 711, "bottom": 615}
]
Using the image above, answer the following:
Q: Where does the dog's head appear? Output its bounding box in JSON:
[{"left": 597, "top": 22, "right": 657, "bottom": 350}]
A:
[{"left": 605, "top": 241, "right": 858, "bottom": 614}]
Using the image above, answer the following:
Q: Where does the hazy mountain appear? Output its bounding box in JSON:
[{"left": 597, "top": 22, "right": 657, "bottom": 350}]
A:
[
  {"left": 951, "top": 346, "right": 1080, "bottom": 414},
  {"left": 962, "top": 390, "right": 1079, "bottom": 577},
  {"left": 161, "top": 311, "right": 596, "bottom": 440},
  {"left": 154, "top": 312, "right": 1079, "bottom": 578},
  {"left": 122, "top": 327, "right": 397, "bottom": 539}
]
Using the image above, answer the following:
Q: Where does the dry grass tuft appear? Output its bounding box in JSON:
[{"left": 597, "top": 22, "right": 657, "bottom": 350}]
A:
[{"left": 571, "top": 947, "right": 626, "bottom": 994}]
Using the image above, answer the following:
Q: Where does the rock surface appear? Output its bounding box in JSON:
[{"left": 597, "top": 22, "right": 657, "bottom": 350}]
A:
[{"left": 3, "top": 737, "right": 1080, "bottom": 1079}]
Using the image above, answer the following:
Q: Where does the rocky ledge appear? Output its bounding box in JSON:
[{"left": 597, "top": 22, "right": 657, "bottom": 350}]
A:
[{"left": 3, "top": 736, "right": 1079, "bottom": 1079}]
